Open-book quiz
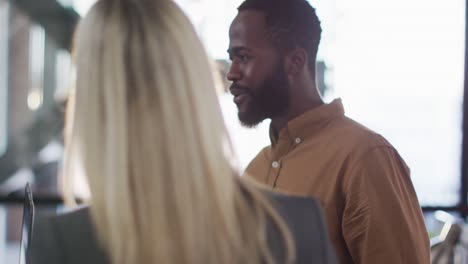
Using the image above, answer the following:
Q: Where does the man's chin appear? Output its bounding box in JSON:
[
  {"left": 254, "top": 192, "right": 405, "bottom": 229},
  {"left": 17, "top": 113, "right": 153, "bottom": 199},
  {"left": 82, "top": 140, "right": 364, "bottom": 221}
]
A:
[{"left": 238, "top": 112, "right": 266, "bottom": 128}]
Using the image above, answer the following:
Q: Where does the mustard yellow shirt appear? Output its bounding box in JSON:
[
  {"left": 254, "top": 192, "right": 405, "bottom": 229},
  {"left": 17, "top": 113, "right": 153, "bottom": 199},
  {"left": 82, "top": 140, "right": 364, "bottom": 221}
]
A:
[{"left": 245, "top": 99, "right": 430, "bottom": 264}]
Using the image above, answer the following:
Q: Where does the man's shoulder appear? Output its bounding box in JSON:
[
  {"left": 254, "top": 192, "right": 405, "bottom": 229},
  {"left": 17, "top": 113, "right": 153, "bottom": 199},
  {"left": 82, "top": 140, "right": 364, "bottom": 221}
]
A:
[
  {"left": 334, "top": 117, "right": 411, "bottom": 183},
  {"left": 331, "top": 115, "right": 394, "bottom": 151}
]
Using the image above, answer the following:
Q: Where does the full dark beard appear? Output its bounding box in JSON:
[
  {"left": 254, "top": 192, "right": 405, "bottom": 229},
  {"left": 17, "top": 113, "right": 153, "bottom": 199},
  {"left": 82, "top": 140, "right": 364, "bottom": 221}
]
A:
[{"left": 238, "top": 64, "right": 290, "bottom": 127}]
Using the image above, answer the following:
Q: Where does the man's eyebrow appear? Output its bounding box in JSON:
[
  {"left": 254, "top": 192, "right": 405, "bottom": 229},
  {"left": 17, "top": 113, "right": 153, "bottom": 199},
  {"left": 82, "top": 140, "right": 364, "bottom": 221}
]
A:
[{"left": 227, "top": 47, "right": 251, "bottom": 55}]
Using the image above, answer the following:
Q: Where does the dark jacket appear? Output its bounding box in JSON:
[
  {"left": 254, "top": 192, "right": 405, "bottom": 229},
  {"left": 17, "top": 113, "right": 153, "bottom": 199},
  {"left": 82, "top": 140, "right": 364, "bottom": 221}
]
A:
[{"left": 29, "top": 193, "right": 336, "bottom": 264}]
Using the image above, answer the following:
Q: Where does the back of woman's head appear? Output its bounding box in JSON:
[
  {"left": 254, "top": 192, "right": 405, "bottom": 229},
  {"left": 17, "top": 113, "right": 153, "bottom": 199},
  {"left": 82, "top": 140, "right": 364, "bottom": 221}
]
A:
[{"left": 66, "top": 0, "right": 294, "bottom": 263}]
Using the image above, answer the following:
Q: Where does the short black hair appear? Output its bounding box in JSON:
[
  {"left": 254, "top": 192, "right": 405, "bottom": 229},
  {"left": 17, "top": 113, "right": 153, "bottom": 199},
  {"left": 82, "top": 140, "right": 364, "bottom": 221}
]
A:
[{"left": 238, "top": 0, "right": 322, "bottom": 76}]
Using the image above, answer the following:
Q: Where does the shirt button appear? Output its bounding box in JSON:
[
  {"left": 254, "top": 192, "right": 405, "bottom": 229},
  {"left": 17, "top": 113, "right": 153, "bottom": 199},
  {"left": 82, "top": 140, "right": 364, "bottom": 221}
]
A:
[
  {"left": 295, "top": 138, "right": 302, "bottom": 144},
  {"left": 272, "top": 161, "right": 280, "bottom": 168}
]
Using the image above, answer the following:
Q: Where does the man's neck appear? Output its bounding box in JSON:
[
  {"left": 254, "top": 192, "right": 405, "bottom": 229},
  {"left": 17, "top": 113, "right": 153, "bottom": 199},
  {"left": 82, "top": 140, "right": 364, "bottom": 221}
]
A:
[{"left": 270, "top": 96, "right": 324, "bottom": 138}]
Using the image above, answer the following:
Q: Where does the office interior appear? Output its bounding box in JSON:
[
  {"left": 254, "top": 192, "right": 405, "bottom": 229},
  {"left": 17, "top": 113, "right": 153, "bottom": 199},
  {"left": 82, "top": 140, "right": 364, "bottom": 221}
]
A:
[{"left": 0, "top": 0, "right": 467, "bottom": 262}]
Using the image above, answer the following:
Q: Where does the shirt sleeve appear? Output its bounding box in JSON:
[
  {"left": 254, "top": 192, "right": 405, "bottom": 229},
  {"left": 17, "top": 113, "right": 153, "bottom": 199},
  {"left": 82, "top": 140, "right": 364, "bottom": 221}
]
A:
[{"left": 342, "top": 146, "right": 430, "bottom": 264}]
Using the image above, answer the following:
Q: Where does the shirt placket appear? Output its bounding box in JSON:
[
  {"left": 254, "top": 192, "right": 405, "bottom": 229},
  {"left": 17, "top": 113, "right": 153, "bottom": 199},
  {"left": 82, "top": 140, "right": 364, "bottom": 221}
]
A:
[
  {"left": 267, "top": 133, "right": 302, "bottom": 188},
  {"left": 267, "top": 159, "right": 281, "bottom": 187}
]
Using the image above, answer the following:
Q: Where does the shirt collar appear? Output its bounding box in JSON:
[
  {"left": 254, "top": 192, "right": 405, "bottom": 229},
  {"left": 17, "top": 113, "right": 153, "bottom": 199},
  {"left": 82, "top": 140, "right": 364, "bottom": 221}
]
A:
[{"left": 269, "top": 98, "right": 345, "bottom": 147}]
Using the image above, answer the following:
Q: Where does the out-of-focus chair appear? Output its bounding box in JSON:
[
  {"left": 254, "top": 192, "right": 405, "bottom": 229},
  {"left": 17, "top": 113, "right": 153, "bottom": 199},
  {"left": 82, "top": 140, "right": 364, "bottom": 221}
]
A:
[{"left": 430, "top": 211, "right": 468, "bottom": 264}]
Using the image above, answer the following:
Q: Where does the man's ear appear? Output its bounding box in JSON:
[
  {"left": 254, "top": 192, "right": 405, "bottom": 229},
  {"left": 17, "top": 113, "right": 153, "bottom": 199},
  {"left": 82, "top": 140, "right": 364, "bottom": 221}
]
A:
[{"left": 284, "top": 48, "right": 307, "bottom": 76}]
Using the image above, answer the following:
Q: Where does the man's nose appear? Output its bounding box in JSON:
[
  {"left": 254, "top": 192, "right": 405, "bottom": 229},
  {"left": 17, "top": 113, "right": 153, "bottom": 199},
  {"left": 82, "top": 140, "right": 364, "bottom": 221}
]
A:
[{"left": 226, "top": 62, "right": 241, "bottom": 82}]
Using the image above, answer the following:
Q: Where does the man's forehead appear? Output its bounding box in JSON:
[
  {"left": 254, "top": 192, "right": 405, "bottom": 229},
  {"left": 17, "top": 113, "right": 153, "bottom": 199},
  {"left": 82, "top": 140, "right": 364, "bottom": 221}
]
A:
[{"left": 229, "top": 10, "right": 269, "bottom": 46}]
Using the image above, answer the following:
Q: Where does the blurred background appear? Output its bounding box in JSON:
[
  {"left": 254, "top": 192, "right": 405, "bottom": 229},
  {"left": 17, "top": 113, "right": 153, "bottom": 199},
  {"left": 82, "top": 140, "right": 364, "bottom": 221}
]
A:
[{"left": 0, "top": 0, "right": 467, "bottom": 262}]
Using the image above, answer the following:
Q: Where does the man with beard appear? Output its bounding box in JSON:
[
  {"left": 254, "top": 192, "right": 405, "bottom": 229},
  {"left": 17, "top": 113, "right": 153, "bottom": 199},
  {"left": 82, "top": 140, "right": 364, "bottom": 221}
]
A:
[{"left": 226, "top": 0, "right": 430, "bottom": 263}]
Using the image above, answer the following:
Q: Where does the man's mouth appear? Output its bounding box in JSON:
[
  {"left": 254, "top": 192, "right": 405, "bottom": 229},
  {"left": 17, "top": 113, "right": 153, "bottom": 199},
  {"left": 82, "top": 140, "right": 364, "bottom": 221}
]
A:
[
  {"left": 230, "top": 84, "right": 251, "bottom": 107},
  {"left": 233, "top": 93, "right": 250, "bottom": 106}
]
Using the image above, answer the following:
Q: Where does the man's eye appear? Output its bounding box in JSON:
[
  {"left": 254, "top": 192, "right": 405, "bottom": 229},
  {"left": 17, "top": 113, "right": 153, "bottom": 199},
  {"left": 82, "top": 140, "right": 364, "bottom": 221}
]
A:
[{"left": 239, "top": 55, "right": 249, "bottom": 62}]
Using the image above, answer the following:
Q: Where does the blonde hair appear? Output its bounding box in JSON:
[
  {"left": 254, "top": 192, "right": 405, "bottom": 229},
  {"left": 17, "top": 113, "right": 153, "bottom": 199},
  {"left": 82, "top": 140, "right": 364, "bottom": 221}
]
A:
[{"left": 64, "top": 0, "right": 295, "bottom": 263}]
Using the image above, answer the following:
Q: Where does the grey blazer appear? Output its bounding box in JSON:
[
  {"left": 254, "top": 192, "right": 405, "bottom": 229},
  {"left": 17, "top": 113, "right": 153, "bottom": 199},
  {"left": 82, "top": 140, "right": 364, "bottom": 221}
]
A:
[{"left": 29, "top": 193, "right": 336, "bottom": 264}]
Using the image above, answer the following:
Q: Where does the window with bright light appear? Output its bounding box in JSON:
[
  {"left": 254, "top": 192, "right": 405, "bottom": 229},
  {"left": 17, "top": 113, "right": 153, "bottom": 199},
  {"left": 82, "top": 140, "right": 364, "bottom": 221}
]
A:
[
  {"left": 27, "top": 24, "right": 45, "bottom": 111},
  {"left": 327, "top": 0, "right": 465, "bottom": 206}
]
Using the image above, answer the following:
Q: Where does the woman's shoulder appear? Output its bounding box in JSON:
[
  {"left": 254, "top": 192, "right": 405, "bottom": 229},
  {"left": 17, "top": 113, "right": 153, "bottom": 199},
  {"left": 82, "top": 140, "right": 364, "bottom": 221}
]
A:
[
  {"left": 35, "top": 206, "right": 95, "bottom": 241},
  {"left": 267, "top": 191, "right": 323, "bottom": 220},
  {"left": 266, "top": 191, "right": 337, "bottom": 264},
  {"left": 44, "top": 206, "right": 91, "bottom": 224},
  {"left": 29, "top": 206, "right": 108, "bottom": 264}
]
